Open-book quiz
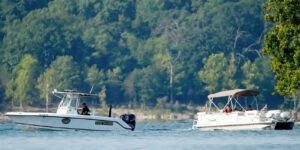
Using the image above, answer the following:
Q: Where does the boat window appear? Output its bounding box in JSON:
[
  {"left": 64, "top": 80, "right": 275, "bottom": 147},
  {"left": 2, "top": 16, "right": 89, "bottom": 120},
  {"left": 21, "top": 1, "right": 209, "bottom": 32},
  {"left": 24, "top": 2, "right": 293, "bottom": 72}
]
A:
[
  {"left": 61, "top": 97, "right": 71, "bottom": 107},
  {"left": 70, "top": 99, "right": 77, "bottom": 108}
]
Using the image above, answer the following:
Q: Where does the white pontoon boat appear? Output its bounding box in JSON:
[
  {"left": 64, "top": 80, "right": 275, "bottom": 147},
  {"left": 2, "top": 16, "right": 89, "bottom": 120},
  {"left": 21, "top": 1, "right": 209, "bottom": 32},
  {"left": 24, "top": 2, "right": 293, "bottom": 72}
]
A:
[
  {"left": 5, "top": 90, "right": 136, "bottom": 131},
  {"left": 192, "top": 89, "right": 294, "bottom": 130}
]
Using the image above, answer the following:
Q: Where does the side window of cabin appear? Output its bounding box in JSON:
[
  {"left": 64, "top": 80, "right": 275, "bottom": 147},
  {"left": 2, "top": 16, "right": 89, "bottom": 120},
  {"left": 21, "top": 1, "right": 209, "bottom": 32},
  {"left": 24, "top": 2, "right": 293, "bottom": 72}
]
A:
[
  {"left": 70, "top": 99, "right": 76, "bottom": 108},
  {"left": 62, "top": 97, "right": 70, "bottom": 107}
]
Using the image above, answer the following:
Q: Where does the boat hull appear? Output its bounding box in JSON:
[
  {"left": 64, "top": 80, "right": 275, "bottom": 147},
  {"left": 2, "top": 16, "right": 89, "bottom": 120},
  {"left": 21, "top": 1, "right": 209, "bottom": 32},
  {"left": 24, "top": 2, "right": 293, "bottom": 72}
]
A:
[
  {"left": 5, "top": 112, "right": 133, "bottom": 131},
  {"left": 193, "top": 111, "right": 274, "bottom": 131},
  {"left": 193, "top": 123, "right": 272, "bottom": 131}
]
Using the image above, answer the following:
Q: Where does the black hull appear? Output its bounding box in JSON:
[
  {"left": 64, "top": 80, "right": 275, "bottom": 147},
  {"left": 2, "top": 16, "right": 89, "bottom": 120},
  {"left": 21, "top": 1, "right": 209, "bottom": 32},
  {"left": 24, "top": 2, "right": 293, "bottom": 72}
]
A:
[{"left": 274, "top": 121, "right": 294, "bottom": 130}]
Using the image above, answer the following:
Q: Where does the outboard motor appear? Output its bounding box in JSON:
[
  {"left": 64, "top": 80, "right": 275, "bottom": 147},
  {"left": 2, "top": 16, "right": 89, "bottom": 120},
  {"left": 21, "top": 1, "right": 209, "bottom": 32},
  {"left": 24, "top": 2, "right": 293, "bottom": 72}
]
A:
[
  {"left": 280, "top": 111, "right": 291, "bottom": 121},
  {"left": 120, "top": 114, "right": 136, "bottom": 131},
  {"left": 269, "top": 111, "right": 295, "bottom": 130}
]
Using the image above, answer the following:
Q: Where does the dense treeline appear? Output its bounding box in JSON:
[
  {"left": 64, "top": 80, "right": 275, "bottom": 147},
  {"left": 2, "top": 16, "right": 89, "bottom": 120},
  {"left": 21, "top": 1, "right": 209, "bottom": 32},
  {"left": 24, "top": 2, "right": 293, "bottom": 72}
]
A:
[
  {"left": 263, "top": 0, "right": 300, "bottom": 111},
  {"left": 0, "top": 0, "right": 284, "bottom": 110}
]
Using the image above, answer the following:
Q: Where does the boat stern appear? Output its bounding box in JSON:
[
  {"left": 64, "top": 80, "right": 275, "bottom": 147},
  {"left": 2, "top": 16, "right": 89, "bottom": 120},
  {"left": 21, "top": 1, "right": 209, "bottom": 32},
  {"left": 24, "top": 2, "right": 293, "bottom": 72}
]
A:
[{"left": 273, "top": 120, "right": 294, "bottom": 130}]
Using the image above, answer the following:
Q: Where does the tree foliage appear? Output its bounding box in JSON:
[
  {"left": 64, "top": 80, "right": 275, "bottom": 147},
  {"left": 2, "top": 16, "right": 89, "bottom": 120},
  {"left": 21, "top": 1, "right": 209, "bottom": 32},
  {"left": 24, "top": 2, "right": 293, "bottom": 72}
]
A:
[
  {"left": 263, "top": 0, "right": 300, "bottom": 96},
  {"left": 0, "top": 0, "right": 285, "bottom": 109},
  {"left": 37, "top": 56, "right": 82, "bottom": 101},
  {"left": 5, "top": 55, "right": 40, "bottom": 107},
  {"left": 198, "top": 53, "right": 237, "bottom": 93}
]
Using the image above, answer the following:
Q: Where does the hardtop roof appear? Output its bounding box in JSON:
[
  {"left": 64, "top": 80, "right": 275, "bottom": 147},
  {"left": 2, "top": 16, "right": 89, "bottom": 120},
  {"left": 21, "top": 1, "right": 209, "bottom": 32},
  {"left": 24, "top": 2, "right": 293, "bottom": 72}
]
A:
[{"left": 52, "top": 89, "right": 97, "bottom": 97}]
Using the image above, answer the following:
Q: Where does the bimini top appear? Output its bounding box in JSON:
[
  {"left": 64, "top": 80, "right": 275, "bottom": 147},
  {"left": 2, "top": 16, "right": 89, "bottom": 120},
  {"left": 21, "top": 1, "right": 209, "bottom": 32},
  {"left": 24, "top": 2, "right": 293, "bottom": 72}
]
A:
[{"left": 208, "top": 89, "right": 259, "bottom": 99}]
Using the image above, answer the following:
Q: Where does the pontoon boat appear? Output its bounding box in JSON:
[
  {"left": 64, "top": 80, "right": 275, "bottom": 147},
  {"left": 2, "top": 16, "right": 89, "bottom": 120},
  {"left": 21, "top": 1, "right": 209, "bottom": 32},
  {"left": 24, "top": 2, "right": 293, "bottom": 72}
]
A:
[{"left": 192, "top": 89, "right": 294, "bottom": 130}]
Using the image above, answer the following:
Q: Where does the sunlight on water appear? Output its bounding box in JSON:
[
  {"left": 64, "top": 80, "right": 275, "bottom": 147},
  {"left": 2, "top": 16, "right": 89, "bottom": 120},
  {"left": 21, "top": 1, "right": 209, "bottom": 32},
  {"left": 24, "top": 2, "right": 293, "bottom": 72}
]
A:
[{"left": 0, "top": 120, "right": 299, "bottom": 150}]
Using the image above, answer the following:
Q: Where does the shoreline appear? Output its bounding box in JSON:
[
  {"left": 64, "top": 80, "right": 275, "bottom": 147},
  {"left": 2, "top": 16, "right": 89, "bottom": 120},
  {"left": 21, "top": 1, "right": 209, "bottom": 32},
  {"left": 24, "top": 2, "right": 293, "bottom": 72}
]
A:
[{"left": 1, "top": 108, "right": 300, "bottom": 123}]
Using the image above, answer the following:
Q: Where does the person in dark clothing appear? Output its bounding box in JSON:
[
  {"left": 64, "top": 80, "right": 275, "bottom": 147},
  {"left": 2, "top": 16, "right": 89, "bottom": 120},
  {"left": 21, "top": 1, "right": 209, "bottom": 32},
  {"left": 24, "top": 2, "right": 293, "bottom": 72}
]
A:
[{"left": 81, "top": 102, "right": 90, "bottom": 115}]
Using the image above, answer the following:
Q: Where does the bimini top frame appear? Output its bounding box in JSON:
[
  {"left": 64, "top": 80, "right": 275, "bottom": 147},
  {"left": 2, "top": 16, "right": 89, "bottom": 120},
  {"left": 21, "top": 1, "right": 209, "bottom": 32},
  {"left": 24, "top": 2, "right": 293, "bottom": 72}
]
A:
[{"left": 207, "top": 89, "right": 259, "bottom": 112}]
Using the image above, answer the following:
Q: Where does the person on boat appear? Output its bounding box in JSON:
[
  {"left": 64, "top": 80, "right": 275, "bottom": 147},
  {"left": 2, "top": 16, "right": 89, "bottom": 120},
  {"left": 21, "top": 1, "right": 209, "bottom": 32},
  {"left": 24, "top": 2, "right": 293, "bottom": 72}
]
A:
[
  {"left": 225, "top": 104, "right": 232, "bottom": 113},
  {"left": 80, "top": 102, "right": 90, "bottom": 115}
]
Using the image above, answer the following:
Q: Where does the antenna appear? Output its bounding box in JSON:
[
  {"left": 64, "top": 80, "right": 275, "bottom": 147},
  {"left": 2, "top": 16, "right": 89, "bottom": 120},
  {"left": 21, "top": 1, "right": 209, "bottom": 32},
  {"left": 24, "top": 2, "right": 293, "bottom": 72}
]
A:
[{"left": 89, "top": 85, "right": 94, "bottom": 94}]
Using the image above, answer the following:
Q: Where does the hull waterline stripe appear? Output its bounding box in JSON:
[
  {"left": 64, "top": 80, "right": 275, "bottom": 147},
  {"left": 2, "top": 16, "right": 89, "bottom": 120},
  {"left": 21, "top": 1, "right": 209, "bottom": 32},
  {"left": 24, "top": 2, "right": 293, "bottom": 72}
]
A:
[{"left": 6, "top": 114, "right": 132, "bottom": 130}]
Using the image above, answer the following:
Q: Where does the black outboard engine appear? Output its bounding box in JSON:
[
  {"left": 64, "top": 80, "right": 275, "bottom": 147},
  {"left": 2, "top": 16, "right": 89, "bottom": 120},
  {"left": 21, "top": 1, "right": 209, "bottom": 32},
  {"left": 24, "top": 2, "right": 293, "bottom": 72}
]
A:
[{"left": 120, "top": 114, "right": 136, "bottom": 131}]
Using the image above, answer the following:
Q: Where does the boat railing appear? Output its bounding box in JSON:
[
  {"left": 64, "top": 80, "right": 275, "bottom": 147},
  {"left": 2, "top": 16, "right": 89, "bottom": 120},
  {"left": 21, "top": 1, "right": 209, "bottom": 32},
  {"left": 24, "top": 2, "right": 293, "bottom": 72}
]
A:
[{"left": 236, "top": 111, "right": 245, "bottom": 116}]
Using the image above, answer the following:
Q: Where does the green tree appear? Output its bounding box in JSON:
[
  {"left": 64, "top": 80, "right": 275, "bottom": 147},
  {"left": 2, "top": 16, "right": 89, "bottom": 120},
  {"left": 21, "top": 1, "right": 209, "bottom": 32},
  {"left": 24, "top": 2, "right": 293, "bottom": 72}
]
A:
[
  {"left": 99, "top": 86, "right": 107, "bottom": 108},
  {"left": 134, "top": 66, "right": 168, "bottom": 106},
  {"left": 85, "top": 65, "right": 106, "bottom": 92},
  {"left": 153, "top": 20, "right": 188, "bottom": 104},
  {"left": 85, "top": 65, "right": 106, "bottom": 106},
  {"left": 5, "top": 54, "right": 40, "bottom": 108},
  {"left": 0, "top": 0, "right": 283, "bottom": 108},
  {"left": 263, "top": 0, "right": 300, "bottom": 96},
  {"left": 37, "top": 56, "right": 82, "bottom": 101},
  {"left": 241, "top": 57, "right": 277, "bottom": 103},
  {"left": 198, "top": 53, "right": 237, "bottom": 93},
  {"left": 105, "top": 67, "right": 125, "bottom": 105},
  {"left": 242, "top": 58, "right": 274, "bottom": 90},
  {"left": 0, "top": 0, "right": 91, "bottom": 72},
  {"left": 124, "top": 69, "right": 139, "bottom": 106},
  {"left": 0, "top": 81, "right": 5, "bottom": 110}
]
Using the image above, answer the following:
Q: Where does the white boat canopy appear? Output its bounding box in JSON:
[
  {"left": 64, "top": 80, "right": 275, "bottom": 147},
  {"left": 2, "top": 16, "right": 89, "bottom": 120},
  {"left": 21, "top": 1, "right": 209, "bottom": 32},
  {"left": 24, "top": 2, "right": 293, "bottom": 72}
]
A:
[{"left": 208, "top": 89, "right": 259, "bottom": 99}]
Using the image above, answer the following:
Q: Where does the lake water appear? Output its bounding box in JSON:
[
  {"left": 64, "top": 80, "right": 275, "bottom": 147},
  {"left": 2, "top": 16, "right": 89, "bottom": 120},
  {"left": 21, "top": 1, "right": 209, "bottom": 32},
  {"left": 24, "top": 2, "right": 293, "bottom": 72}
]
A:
[{"left": 0, "top": 120, "right": 299, "bottom": 150}]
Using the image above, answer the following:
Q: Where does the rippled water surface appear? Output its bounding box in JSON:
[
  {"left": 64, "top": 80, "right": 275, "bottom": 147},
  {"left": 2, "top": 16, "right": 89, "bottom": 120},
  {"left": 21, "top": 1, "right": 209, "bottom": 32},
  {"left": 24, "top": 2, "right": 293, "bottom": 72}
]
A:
[{"left": 0, "top": 120, "right": 299, "bottom": 150}]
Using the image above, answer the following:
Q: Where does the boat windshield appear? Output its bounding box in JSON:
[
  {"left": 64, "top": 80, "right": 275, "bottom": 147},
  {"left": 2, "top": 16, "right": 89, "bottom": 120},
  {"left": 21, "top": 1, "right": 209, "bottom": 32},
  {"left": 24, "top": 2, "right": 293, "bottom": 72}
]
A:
[
  {"left": 61, "top": 97, "right": 70, "bottom": 107},
  {"left": 70, "top": 99, "right": 77, "bottom": 108},
  {"left": 61, "top": 96, "right": 77, "bottom": 107}
]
